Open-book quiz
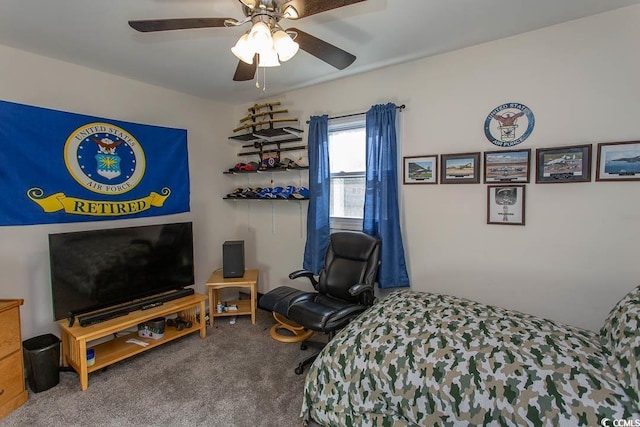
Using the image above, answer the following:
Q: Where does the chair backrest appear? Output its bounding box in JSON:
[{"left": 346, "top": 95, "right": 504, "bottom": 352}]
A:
[{"left": 317, "top": 231, "right": 381, "bottom": 304}]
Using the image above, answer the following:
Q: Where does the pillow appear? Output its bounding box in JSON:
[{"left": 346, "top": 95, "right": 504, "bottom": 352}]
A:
[{"left": 600, "top": 285, "right": 640, "bottom": 403}]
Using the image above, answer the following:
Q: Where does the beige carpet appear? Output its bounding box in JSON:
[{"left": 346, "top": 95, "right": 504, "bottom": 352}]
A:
[{"left": 2, "top": 309, "right": 324, "bottom": 427}]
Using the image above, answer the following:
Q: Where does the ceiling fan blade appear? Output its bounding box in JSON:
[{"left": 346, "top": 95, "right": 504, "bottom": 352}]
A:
[
  {"left": 233, "top": 55, "right": 258, "bottom": 81},
  {"left": 128, "top": 18, "right": 231, "bottom": 32},
  {"left": 282, "top": 0, "right": 367, "bottom": 19},
  {"left": 289, "top": 28, "right": 355, "bottom": 70}
]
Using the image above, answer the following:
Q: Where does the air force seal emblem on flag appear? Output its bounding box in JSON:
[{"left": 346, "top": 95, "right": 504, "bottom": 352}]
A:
[
  {"left": 27, "top": 122, "right": 172, "bottom": 218},
  {"left": 65, "top": 123, "right": 146, "bottom": 194}
]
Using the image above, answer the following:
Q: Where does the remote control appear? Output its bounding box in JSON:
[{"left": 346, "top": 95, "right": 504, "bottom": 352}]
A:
[
  {"left": 141, "top": 302, "right": 163, "bottom": 310},
  {"left": 126, "top": 338, "right": 149, "bottom": 347}
]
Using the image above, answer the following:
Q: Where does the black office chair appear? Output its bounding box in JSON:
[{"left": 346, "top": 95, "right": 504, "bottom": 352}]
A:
[{"left": 260, "top": 231, "right": 381, "bottom": 375}]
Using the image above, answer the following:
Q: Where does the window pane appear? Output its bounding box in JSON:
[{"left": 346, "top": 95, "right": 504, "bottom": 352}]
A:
[
  {"left": 329, "top": 121, "right": 365, "bottom": 227},
  {"left": 329, "top": 128, "right": 365, "bottom": 173},
  {"left": 330, "top": 176, "right": 365, "bottom": 219}
]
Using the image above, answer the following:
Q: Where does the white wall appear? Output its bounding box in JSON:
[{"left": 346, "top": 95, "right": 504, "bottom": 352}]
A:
[
  {"left": 0, "top": 45, "right": 236, "bottom": 339},
  {"left": 231, "top": 5, "right": 640, "bottom": 331}
]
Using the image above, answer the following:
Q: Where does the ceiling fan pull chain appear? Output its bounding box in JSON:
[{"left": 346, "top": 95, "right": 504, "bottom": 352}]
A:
[{"left": 262, "top": 67, "right": 267, "bottom": 93}]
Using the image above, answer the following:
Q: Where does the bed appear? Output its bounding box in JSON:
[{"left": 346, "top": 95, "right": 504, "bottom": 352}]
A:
[{"left": 301, "top": 286, "right": 640, "bottom": 426}]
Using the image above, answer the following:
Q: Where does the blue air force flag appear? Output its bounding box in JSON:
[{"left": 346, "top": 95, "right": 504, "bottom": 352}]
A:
[{"left": 0, "top": 100, "right": 190, "bottom": 225}]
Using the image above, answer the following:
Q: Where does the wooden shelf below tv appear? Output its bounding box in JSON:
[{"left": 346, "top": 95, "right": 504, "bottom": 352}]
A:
[{"left": 57, "top": 293, "right": 207, "bottom": 391}]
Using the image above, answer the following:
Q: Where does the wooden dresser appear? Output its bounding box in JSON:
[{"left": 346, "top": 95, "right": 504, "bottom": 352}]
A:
[{"left": 0, "top": 299, "right": 28, "bottom": 419}]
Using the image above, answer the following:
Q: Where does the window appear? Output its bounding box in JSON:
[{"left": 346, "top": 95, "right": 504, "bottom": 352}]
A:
[{"left": 328, "top": 117, "right": 366, "bottom": 230}]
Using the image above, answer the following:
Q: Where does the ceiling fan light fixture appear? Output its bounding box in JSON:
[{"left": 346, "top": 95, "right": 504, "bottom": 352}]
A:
[
  {"left": 239, "top": 0, "right": 257, "bottom": 10},
  {"left": 248, "top": 21, "right": 273, "bottom": 54},
  {"left": 283, "top": 5, "right": 299, "bottom": 19},
  {"left": 272, "top": 29, "right": 299, "bottom": 62},
  {"left": 258, "top": 48, "right": 281, "bottom": 68},
  {"left": 231, "top": 33, "right": 256, "bottom": 65}
]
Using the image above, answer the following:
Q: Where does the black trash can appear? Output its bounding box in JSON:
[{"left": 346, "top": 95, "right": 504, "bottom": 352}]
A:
[{"left": 22, "top": 333, "right": 61, "bottom": 393}]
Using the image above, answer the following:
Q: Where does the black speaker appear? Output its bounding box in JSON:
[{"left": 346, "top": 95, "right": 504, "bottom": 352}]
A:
[{"left": 223, "top": 240, "right": 245, "bottom": 278}]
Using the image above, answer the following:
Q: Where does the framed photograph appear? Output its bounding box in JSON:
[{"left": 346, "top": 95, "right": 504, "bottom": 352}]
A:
[
  {"left": 487, "top": 185, "right": 525, "bottom": 225},
  {"left": 596, "top": 141, "right": 640, "bottom": 181},
  {"left": 403, "top": 155, "right": 438, "bottom": 184},
  {"left": 440, "top": 152, "right": 481, "bottom": 184},
  {"left": 535, "top": 144, "right": 592, "bottom": 183},
  {"left": 484, "top": 149, "right": 531, "bottom": 183}
]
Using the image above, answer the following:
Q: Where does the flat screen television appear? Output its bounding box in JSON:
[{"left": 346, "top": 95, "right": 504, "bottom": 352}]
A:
[{"left": 48, "top": 221, "right": 195, "bottom": 321}]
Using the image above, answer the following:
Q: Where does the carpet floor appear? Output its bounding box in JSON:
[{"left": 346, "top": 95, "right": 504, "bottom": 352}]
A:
[{"left": 1, "top": 309, "right": 324, "bottom": 427}]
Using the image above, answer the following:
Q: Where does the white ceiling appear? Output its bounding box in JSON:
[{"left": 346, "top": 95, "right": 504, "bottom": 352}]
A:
[{"left": 1, "top": 0, "right": 639, "bottom": 105}]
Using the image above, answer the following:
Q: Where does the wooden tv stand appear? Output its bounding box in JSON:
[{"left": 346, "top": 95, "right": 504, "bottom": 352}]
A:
[{"left": 57, "top": 293, "right": 207, "bottom": 391}]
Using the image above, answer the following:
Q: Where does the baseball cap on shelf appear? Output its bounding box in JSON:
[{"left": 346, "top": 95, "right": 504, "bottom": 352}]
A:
[
  {"left": 270, "top": 186, "right": 285, "bottom": 198},
  {"left": 256, "top": 188, "right": 274, "bottom": 198},
  {"left": 235, "top": 187, "right": 252, "bottom": 198},
  {"left": 278, "top": 185, "right": 296, "bottom": 198},
  {"left": 261, "top": 152, "right": 280, "bottom": 169},
  {"left": 229, "top": 163, "right": 246, "bottom": 172},
  {"left": 291, "top": 187, "right": 309, "bottom": 199},
  {"left": 279, "top": 158, "right": 295, "bottom": 168},
  {"left": 226, "top": 187, "right": 244, "bottom": 198},
  {"left": 239, "top": 187, "right": 261, "bottom": 198},
  {"left": 238, "top": 161, "right": 259, "bottom": 171}
]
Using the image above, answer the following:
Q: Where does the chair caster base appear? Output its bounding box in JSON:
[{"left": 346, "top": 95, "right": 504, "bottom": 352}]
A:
[{"left": 294, "top": 352, "right": 320, "bottom": 375}]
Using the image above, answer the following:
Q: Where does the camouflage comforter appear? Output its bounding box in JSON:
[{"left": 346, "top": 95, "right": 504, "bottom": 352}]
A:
[{"left": 302, "top": 288, "right": 640, "bottom": 426}]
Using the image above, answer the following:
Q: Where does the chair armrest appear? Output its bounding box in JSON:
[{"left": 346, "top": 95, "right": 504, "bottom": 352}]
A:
[
  {"left": 349, "top": 283, "right": 376, "bottom": 306},
  {"left": 348, "top": 283, "right": 373, "bottom": 296},
  {"left": 289, "top": 269, "right": 318, "bottom": 289}
]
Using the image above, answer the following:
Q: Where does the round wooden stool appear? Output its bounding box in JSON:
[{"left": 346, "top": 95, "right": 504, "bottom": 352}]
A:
[{"left": 270, "top": 312, "right": 313, "bottom": 343}]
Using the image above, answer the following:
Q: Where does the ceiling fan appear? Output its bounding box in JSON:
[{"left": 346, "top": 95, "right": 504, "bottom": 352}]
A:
[{"left": 128, "top": 0, "right": 366, "bottom": 82}]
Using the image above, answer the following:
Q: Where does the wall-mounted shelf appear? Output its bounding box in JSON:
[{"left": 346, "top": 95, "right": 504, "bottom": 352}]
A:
[
  {"left": 223, "top": 197, "right": 309, "bottom": 201},
  {"left": 223, "top": 166, "right": 308, "bottom": 175},
  {"left": 229, "top": 127, "right": 303, "bottom": 144},
  {"left": 228, "top": 102, "right": 305, "bottom": 160},
  {"left": 225, "top": 101, "right": 309, "bottom": 203},
  {"left": 237, "top": 143, "right": 305, "bottom": 157}
]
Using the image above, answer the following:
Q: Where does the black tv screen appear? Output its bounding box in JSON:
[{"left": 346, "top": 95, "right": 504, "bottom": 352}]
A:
[{"left": 48, "top": 221, "right": 195, "bottom": 321}]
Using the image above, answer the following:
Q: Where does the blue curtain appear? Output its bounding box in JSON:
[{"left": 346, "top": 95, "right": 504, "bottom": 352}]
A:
[
  {"left": 363, "top": 103, "right": 410, "bottom": 288},
  {"left": 303, "top": 115, "right": 330, "bottom": 274}
]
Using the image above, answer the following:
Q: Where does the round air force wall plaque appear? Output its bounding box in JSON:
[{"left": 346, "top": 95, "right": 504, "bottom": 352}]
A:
[{"left": 484, "top": 103, "right": 535, "bottom": 147}]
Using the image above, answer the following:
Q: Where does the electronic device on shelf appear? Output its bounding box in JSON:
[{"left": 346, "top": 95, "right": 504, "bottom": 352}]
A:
[
  {"left": 166, "top": 317, "right": 193, "bottom": 331},
  {"left": 48, "top": 221, "right": 196, "bottom": 326},
  {"left": 223, "top": 240, "right": 245, "bottom": 278}
]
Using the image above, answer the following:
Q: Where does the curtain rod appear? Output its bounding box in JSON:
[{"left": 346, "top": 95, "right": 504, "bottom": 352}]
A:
[{"left": 306, "top": 104, "right": 406, "bottom": 124}]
